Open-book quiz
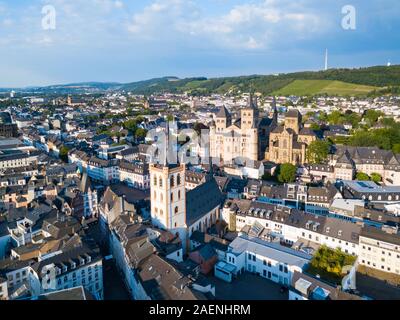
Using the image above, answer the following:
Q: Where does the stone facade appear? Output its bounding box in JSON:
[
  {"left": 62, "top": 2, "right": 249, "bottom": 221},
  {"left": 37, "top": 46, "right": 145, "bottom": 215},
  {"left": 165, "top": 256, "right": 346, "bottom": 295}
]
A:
[
  {"left": 266, "top": 109, "right": 316, "bottom": 165},
  {"left": 209, "top": 95, "right": 277, "bottom": 164}
]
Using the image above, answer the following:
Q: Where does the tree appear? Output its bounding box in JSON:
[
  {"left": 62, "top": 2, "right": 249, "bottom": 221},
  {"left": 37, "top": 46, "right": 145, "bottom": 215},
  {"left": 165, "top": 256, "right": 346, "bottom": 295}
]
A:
[
  {"left": 277, "top": 163, "right": 297, "bottom": 183},
  {"left": 306, "top": 140, "right": 331, "bottom": 164},
  {"left": 135, "top": 128, "right": 148, "bottom": 139},
  {"left": 59, "top": 145, "right": 70, "bottom": 163},
  {"left": 123, "top": 119, "right": 137, "bottom": 133},
  {"left": 363, "top": 110, "right": 384, "bottom": 127},
  {"left": 356, "top": 172, "right": 370, "bottom": 181},
  {"left": 393, "top": 143, "right": 400, "bottom": 154},
  {"left": 310, "top": 123, "right": 321, "bottom": 131},
  {"left": 370, "top": 172, "right": 382, "bottom": 183}
]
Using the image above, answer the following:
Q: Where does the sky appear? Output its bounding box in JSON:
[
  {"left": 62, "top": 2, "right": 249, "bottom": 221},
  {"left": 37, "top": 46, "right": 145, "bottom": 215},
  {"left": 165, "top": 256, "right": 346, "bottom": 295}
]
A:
[{"left": 0, "top": 0, "right": 399, "bottom": 87}]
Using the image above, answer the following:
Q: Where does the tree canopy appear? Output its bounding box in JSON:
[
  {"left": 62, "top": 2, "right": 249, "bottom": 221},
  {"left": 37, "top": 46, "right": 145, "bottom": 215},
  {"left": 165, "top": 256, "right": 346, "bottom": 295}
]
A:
[
  {"left": 277, "top": 163, "right": 297, "bottom": 183},
  {"left": 306, "top": 140, "right": 331, "bottom": 164}
]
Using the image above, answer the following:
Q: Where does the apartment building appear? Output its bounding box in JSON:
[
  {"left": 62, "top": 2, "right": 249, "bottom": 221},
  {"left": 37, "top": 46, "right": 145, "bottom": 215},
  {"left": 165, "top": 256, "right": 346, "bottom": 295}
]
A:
[
  {"left": 358, "top": 225, "right": 400, "bottom": 275},
  {"left": 118, "top": 160, "right": 150, "bottom": 190},
  {"left": 222, "top": 199, "right": 361, "bottom": 256}
]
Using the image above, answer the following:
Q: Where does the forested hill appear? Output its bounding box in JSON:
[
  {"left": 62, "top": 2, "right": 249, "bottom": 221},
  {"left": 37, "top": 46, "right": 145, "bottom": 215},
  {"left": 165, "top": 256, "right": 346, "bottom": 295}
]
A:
[
  {"left": 119, "top": 65, "right": 400, "bottom": 96},
  {"left": 4, "top": 65, "right": 400, "bottom": 96}
]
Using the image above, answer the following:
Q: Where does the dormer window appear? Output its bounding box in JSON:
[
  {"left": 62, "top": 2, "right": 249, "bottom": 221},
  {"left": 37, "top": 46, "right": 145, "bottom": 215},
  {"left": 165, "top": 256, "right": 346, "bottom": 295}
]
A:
[
  {"left": 326, "top": 227, "right": 330, "bottom": 234},
  {"left": 338, "top": 230, "right": 342, "bottom": 237}
]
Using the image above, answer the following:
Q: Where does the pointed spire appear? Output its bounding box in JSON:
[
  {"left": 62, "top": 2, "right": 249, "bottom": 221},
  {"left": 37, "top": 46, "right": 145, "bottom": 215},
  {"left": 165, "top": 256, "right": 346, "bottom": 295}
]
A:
[
  {"left": 247, "top": 89, "right": 257, "bottom": 110},
  {"left": 163, "top": 120, "right": 169, "bottom": 166},
  {"left": 272, "top": 96, "right": 278, "bottom": 122}
]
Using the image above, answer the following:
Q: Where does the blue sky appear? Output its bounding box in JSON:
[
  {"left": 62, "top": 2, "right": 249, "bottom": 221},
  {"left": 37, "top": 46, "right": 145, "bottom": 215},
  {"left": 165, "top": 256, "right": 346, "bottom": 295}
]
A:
[{"left": 0, "top": 0, "right": 399, "bottom": 87}]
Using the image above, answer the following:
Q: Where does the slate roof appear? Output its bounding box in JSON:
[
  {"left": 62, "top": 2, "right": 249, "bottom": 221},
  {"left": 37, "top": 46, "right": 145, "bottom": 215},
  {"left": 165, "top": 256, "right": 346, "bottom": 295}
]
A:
[
  {"left": 216, "top": 106, "right": 231, "bottom": 119},
  {"left": 360, "top": 225, "right": 400, "bottom": 246},
  {"left": 186, "top": 178, "right": 224, "bottom": 226}
]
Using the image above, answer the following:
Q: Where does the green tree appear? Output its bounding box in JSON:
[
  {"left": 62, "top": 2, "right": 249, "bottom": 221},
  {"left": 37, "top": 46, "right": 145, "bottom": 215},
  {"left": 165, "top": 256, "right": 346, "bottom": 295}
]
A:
[
  {"left": 123, "top": 119, "right": 137, "bottom": 133},
  {"left": 277, "top": 163, "right": 297, "bottom": 183},
  {"left": 306, "top": 140, "right": 331, "bottom": 164},
  {"left": 356, "top": 172, "right": 370, "bottom": 181},
  {"left": 393, "top": 143, "right": 400, "bottom": 154},
  {"left": 59, "top": 145, "right": 70, "bottom": 163},
  {"left": 364, "top": 110, "right": 384, "bottom": 127},
  {"left": 135, "top": 128, "right": 148, "bottom": 139},
  {"left": 370, "top": 172, "right": 382, "bottom": 183},
  {"left": 309, "top": 123, "right": 321, "bottom": 131}
]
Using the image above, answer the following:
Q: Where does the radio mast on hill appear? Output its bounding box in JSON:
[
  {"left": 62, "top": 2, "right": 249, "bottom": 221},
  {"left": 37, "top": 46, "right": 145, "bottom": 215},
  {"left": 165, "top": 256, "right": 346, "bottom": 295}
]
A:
[{"left": 324, "top": 49, "right": 328, "bottom": 71}]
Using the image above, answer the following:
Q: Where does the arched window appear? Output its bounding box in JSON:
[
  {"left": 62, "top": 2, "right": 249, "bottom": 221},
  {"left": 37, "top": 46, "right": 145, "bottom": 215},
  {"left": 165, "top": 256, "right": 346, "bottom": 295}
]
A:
[
  {"left": 153, "top": 175, "right": 157, "bottom": 186},
  {"left": 177, "top": 174, "right": 181, "bottom": 186},
  {"left": 175, "top": 206, "right": 179, "bottom": 215},
  {"left": 170, "top": 175, "right": 175, "bottom": 188},
  {"left": 178, "top": 190, "right": 181, "bottom": 200},
  {"left": 160, "top": 193, "right": 163, "bottom": 202},
  {"left": 159, "top": 177, "right": 163, "bottom": 187},
  {"left": 153, "top": 191, "right": 157, "bottom": 200},
  {"left": 160, "top": 209, "right": 164, "bottom": 216},
  {"left": 171, "top": 192, "right": 174, "bottom": 201}
]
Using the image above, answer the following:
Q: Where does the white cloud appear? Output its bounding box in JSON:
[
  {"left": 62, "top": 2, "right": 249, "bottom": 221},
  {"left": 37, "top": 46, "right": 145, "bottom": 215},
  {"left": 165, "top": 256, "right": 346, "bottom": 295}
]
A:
[{"left": 127, "top": 0, "right": 328, "bottom": 50}]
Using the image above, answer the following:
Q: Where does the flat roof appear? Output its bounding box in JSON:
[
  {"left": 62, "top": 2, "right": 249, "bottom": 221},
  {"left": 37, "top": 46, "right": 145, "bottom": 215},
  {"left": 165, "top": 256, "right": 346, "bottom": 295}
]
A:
[
  {"left": 229, "top": 235, "right": 312, "bottom": 267},
  {"left": 344, "top": 180, "right": 400, "bottom": 193}
]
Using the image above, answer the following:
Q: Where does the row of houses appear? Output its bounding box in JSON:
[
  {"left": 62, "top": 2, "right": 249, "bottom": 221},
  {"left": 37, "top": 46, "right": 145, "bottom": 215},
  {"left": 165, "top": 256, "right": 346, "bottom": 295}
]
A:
[{"left": 221, "top": 198, "right": 400, "bottom": 276}]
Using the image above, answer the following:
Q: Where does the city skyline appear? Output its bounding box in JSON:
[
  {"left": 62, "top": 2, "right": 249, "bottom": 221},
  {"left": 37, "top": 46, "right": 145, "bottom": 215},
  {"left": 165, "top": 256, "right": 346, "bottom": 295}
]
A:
[{"left": 0, "top": 0, "right": 399, "bottom": 87}]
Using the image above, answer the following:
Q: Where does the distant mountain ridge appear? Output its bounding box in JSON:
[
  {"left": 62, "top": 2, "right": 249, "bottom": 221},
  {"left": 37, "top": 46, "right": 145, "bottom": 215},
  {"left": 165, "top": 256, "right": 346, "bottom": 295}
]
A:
[{"left": 2, "top": 65, "right": 400, "bottom": 96}]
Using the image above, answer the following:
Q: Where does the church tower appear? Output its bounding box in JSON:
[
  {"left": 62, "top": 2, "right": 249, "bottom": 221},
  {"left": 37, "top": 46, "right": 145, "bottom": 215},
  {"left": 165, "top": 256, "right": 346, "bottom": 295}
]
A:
[
  {"left": 150, "top": 125, "right": 188, "bottom": 250},
  {"left": 241, "top": 92, "right": 259, "bottom": 130}
]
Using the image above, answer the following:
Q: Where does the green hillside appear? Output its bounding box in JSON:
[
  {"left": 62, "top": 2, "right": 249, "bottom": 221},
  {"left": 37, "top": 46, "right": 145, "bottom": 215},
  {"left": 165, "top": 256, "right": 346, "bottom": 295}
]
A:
[
  {"left": 119, "top": 65, "right": 400, "bottom": 96},
  {"left": 14, "top": 65, "right": 400, "bottom": 96},
  {"left": 273, "top": 80, "right": 378, "bottom": 96}
]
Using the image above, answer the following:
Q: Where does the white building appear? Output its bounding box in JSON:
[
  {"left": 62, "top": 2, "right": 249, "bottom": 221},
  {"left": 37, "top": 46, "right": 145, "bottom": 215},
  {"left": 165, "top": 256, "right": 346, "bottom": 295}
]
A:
[
  {"left": 224, "top": 235, "right": 311, "bottom": 286},
  {"left": 358, "top": 225, "right": 400, "bottom": 275}
]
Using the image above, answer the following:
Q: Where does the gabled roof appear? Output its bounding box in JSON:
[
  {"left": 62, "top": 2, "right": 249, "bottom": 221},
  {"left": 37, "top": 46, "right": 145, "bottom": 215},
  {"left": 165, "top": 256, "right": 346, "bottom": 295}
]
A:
[{"left": 186, "top": 178, "right": 224, "bottom": 226}]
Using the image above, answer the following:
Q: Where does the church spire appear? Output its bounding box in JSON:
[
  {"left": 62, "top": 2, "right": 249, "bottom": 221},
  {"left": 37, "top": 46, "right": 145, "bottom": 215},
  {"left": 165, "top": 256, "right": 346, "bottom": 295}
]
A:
[
  {"left": 248, "top": 89, "right": 257, "bottom": 110},
  {"left": 272, "top": 96, "right": 278, "bottom": 122},
  {"left": 163, "top": 119, "right": 169, "bottom": 166}
]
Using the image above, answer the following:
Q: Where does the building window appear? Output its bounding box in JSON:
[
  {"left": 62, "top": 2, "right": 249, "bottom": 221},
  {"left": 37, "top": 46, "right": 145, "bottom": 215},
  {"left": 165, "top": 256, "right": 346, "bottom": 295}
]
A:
[
  {"left": 170, "top": 175, "right": 175, "bottom": 187},
  {"left": 177, "top": 174, "right": 181, "bottom": 186},
  {"left": 159, "top": 177, "right": 163, "bottom": 187},
  {"left": 175, "top": 206, "right": 179, "bottom": 215}
]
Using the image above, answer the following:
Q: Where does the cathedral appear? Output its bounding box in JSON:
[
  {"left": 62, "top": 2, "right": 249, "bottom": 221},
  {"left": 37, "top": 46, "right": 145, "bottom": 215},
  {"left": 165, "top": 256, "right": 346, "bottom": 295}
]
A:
[
  {"left": 265, "top": 109, "right": 316, "bottom": 165},
  {"left": 209, "top": 95, "right": 317, "bottom": 166},
  {"left": 209, "top": 94, "right": 278, "bottom": 164}
]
